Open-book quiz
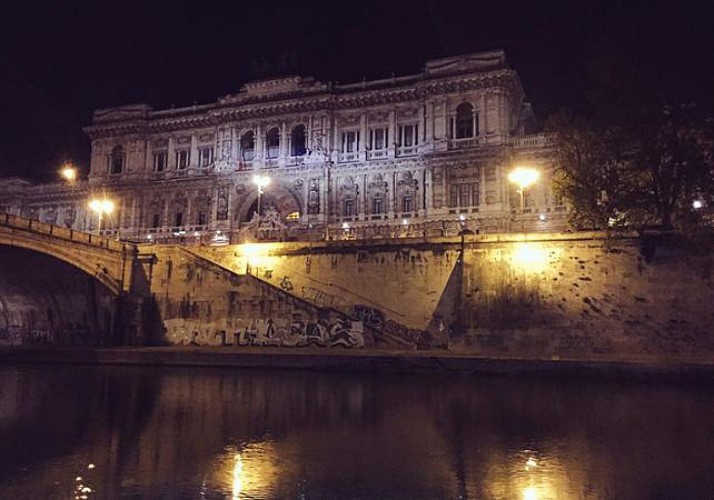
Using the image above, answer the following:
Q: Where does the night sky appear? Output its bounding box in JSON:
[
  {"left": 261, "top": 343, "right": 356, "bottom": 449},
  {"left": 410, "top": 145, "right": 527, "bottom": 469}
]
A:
[{"left": 1, "top": 0, "right": 712, "bottom": 181}]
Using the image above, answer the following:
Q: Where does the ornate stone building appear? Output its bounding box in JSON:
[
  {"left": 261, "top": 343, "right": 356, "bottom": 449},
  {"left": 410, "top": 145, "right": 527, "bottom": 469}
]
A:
[{"left": 1, "top": 50, "right": 565, "bottom": 241}]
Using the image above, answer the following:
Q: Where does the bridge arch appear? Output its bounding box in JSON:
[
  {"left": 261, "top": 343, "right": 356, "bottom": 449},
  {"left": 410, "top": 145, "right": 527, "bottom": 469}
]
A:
[
  {"left": 0, "top": 214, "right": 137, "bottom": 296},
  {"left": 0, "top": 245, "right": 119, "bottom": 346}
]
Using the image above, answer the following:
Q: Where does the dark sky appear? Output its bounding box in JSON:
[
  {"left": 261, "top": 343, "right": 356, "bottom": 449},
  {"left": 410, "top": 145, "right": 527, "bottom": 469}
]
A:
[{"left": 1, "top": 0, "right": 712, "bottom": 181}]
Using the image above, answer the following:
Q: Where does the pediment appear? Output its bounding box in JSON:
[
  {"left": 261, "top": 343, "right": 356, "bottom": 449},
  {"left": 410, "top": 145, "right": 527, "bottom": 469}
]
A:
[
  {"left": 93, "top": 104, "right": 152, "bottom": 123},
  {"left": 425, "top": 50, "right": 507, "bottom": 76}
]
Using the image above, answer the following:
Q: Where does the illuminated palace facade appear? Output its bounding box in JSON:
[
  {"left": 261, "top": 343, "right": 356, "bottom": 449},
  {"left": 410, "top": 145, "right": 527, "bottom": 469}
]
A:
[{"left": 0, "top": 50, "right": 564, "bottom": 241}]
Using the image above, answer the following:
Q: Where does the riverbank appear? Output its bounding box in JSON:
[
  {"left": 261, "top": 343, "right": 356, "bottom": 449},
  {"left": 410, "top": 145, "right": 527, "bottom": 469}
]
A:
[{"left": 3, "top": 346, "right": 714, "bottom": 380}]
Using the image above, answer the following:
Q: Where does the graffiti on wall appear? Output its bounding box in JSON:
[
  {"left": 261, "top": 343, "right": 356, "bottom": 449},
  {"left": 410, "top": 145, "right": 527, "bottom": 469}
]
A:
[
  {"left": 236, "top": 317, "right": 364, "bottom": 348},
  {"left": 301, "top": 286, "right": 341, "bottom": 308},
  {"left": 0, "top": 325, "right": 22, "bottom": 346}
]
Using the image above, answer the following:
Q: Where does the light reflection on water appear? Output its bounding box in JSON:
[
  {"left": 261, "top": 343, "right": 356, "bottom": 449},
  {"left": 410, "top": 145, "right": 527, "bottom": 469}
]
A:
[{"left": 1, "top": 365, "right": 714, "bottom": 498}]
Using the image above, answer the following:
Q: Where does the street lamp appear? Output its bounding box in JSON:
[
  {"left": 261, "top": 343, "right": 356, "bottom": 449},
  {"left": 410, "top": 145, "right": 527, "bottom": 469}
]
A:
[
  {"left": 252, "top": 175, "right": 271, "bottom": 217},
  {"left": 88, "top": 198, "right": 115, "bottom": 235},
  {"left": 508, "top": 167, "right": 540, "bottom": 211},
  {"left": 60, "top": 162, "right": 77, "bottom": 183}
]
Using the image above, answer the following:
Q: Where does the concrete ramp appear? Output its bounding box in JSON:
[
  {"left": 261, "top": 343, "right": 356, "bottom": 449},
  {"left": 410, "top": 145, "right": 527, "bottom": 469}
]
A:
[{"left": 191, "top": 242, "right": 461, "bottom": 346}]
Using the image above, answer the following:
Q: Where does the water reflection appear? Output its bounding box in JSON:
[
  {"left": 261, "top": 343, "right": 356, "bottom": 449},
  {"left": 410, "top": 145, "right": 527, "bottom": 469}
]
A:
[{"left": 1, "top": 366, "right": 714, "bottom": 498}]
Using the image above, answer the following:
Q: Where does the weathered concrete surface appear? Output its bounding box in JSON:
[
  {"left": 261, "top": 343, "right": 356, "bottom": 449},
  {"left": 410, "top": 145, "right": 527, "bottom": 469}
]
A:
[
  {"left": 144, "top": 246, "right": 377, "bottom": 348},
  {"left": 459, "top": 232, "right": 714, "bottom": 362},
  {"left": 190, "top": 241, "right": 460, "bottom": 346},
  {"left": 3, "top": 230, "right": 714, "bottom": 367},
  {"left": 144, "top": 231, "right": 714, "bottom": 364}
]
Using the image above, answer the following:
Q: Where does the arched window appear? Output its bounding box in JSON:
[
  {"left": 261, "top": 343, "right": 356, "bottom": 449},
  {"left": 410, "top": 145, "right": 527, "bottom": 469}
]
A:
[
  {"left": 266, "top": 128, "right": 280, "bottom": 159},
  {"left": 455, "top": 103, "right": 474, "bottom": 139},
  {"left": 291, "top": 125, "right": 306, "bottom": 157},
  {"left": 240, "top": 131, "right": 255, "bottom": 161},
  {"left": 110, "top": 145, "right": 124, "bottom": 174}
]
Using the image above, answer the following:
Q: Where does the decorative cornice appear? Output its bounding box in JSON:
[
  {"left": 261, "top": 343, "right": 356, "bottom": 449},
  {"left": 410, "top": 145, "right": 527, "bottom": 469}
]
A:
[{"left": 85, "top": 54, "right": 525, "bottom": 139}]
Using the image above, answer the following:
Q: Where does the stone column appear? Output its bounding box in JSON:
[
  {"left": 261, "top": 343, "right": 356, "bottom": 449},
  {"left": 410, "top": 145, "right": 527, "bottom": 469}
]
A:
[
  {"left": 359, "top": 113, "right": 367, "bottom": 161},
  {"left": 425, "top": 168, "right": 433, "bottom": 213},
  {"left": 255, "top": 124, "right": 263, "bottom": 162},
  {"left": 388, "top": 109, "right": 397, "bottom": 158},
  {"left": 280, "top": 121, "right": 288, "bottom": 162},
  {"left": 189, "top": 135, "right": 198, "bottom": 169},
  {"left": 167, "top": 137, "right": 176, "bottom": 172}
]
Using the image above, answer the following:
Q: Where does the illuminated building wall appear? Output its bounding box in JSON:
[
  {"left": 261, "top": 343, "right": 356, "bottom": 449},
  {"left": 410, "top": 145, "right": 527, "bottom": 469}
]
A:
[{"left": 0, "top": 50, "right": 565, "bottom": 241}]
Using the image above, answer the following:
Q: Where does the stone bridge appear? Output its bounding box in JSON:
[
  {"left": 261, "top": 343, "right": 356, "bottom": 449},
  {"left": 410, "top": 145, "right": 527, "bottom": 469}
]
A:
[
  {"left": 0, "top": 213, "right": 138, "bottom": 295},
  {"left": 0, "top": 213, "right": 153, "bottom": 346}
]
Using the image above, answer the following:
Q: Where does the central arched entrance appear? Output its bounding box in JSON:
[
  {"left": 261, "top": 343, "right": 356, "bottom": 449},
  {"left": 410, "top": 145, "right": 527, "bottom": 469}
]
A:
[{"left": 235, "top": 182, "right": 303, "bottom": 241}]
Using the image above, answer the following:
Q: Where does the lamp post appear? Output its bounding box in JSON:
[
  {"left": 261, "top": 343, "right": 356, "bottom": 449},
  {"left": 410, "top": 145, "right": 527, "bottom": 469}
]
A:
[
  {"left": 252, "top": 174, "right": 271, "bottom": 217},
  {"left": 88, "top": 198, "right": 115, "bottom": 235},
  {"left": 508, "top": 167, "right": 540, "bottom": 211}
]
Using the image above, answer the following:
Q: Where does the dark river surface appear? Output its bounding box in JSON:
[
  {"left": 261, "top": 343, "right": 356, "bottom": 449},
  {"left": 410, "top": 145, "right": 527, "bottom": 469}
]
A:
[{"left": 1, "top": 364, "right": 713, "bottom": 499}]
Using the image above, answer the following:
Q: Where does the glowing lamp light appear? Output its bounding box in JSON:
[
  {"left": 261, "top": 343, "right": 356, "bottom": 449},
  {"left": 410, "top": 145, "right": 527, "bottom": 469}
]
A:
[
  {"left": 512, "top": 243, "right": 551, "bottom": 274},
  {"left": 60, "top": 163, "right": 78, "bottom": 182},
  {"left": 88, "top": 199, "right": 114, "bottom": 215},
  {"left": 252, "top": 175, "right": 271, "bottom": 217},
  {"left": 523, "top": 487, "right": 539, "bottom": 500},
  {"left": 508, "top": 167, "right": 540, "bottom": 190},
  {"left": 509, "top": 167, "right": 540, "bottom": 214},
  {"left": 252, "top": 174, "right": 271, "bottom": 190},
  {"left": 693, "top": 200, "right": 703, "bottom": 209},
  {"left": 88, "top": 198, "right": 115, "bottom": 234}
]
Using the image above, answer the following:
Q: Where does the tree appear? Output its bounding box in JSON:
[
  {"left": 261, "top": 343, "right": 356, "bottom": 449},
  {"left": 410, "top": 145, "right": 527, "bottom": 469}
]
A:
[
  {"left": 628, "top": 103, "right": 714, "bottom": 229},
  {"left": 546, "top": 110, "right": 635, "bottom": 230},
  {"left": 547, "top": 105, "right": 714, "bottom": 230}
]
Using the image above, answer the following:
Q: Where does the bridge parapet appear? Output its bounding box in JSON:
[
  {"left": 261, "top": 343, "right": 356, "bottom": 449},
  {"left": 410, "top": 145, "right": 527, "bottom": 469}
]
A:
[
  {"left": 0, "top": 212, "right": 140, "bottom": 295},
  {"left": 1, "top": 213, "right": 133, "bottom": 254}
]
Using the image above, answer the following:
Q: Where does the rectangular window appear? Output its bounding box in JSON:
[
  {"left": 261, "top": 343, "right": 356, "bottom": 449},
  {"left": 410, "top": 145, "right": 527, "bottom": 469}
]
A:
[
  {"left": 372, "top": 197, "right": 383, "bottom": 214},
  {"left": 459, "top": 185, "right": 470, "bottom": 207},
  {"left": 198, "top": 147, "right": 213, "bottom": 167},
  {"left": 176, "top": 150, "right": 190, "bottom": 169},
  {"left": 449, "top": 183, "right": 480, "bottom": 207},
  {"left": 343, "top": 199, "right": 354, "bottom": 217},
  {"left": 449, "top": 185, "right": 458, "bottom": 208},
  {"left": 175, "top": 212, "right": 183, "bottom": 227},
  {"left": 370, "top": 127, "right": 388, "bottom": 150},
  {"left": 341, "top": 131, "right": 359, "bottom": 153},
  {"left": 153, "top": 151, "right": 167, "bottom": 172},
  {"left": 399, "top": 124, "right": 418, "bottom": 147},
  {"left": 402, "top": 196, "right": 413, "bottom": 213},
  {"left": 152, "top": 214, "right": 161, "bottom": 228},
  {"left": 198, "top": 212, "right": 207, "bottom": 225},
  {"left": 110, "top": 156, "right": 124, "bottom": 174}
]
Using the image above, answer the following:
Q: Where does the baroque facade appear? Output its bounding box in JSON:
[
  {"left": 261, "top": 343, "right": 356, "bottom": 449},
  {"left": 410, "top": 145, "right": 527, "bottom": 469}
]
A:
[{"left": 0, "top": 50, "right": 565, "bottom": 242}]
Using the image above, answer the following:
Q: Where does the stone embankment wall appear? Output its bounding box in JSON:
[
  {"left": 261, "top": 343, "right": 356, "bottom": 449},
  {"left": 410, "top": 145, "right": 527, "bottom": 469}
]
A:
[
  {"left": 145, "top": 243, "right": 460, "bottom": 348},
  {"left": 143, "top": 232, "right": 714, "bottom": 362},
  {"left": 460, "top": 232, "right": 714, "bottom": 362}
]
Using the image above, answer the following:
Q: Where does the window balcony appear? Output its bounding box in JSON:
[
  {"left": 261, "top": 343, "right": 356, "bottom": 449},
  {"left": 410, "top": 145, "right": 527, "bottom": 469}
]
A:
[
  {"left": 396, "top": 146, "right": 417, "bottom": 157},
  {"left": 448, "top": 137, "right": 479, "bottom": 150},
  {"left": 339, "top": 152, "right": 359, "bottom": 163},
  {"left": 367, "top": 150, "right": 387, "bottom": 160}
]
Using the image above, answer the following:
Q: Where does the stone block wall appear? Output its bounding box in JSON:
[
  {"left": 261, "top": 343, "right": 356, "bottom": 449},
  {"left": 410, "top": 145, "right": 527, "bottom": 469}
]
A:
[
  {"left": 149, "top": 233, "right": 714, "bottom": 361},
  {"left": 460, "top": 233, "right": 714, "bottom": 361}
]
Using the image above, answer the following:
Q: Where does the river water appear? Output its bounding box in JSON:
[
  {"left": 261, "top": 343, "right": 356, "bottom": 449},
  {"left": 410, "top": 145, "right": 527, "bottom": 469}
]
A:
[{"left": 0, "top": 364, "right": 713, "bottom": 499}]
